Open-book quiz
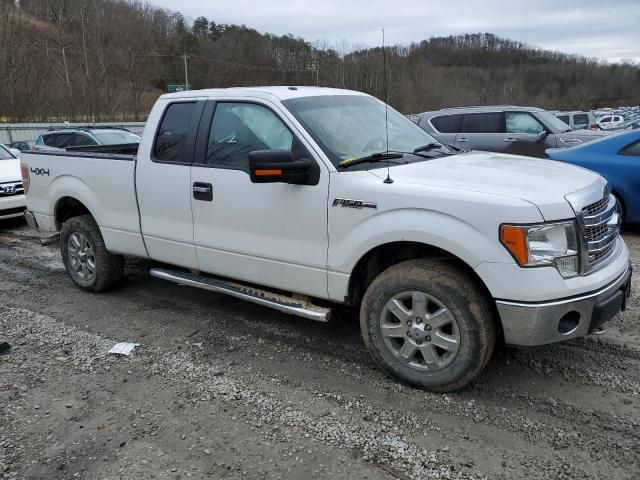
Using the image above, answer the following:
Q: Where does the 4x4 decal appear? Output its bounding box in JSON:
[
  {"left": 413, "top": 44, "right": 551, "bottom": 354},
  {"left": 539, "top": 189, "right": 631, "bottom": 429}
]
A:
[{"left": 30, "top": 167, "right": 50, "bottom": 176}]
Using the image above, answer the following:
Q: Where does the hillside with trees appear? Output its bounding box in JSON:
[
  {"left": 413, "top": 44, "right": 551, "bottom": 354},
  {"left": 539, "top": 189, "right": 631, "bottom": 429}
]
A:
[{"left": 1, "top": 0, "right": 639, "bottom": 121}]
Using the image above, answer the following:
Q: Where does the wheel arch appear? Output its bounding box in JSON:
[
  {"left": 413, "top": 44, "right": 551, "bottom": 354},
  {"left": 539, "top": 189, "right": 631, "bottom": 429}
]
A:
[
  {"left": 54, "top": 196, "right": 96, "bottom": 229},
  {"left": 346, "top": 241, "right": 495, "bottom": 310}
]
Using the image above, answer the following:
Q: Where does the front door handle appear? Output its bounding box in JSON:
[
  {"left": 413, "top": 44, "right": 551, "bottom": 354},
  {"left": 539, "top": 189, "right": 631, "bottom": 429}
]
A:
[
  {"left": 193, "top": 182, "right": 213, "bottom": 201},
  {"left": 504, "top": 137, "right": 518, "bottom": 142},
  {"left": 457, "top": 137, "right": 468, "bottom": 142}
]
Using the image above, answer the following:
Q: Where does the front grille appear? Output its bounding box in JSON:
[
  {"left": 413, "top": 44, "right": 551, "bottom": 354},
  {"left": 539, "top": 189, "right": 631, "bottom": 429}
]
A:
[
  {"left": 583, "top": 197, "right": 608, "bottom": 216},
  {"left": 0, "top": 181, "right": 24, "bottom": 197},
  {"left": 580, "top": 194, "right": 620, "bottom": 273}
]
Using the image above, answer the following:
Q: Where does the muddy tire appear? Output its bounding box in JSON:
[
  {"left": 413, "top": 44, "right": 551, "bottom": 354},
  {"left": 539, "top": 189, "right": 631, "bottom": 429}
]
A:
[
  {"left": 360, "top": 259, "right": 496, "bottom": 392},
  {"left": 60, "top": 215, "right": 124, "bottom": 292}
]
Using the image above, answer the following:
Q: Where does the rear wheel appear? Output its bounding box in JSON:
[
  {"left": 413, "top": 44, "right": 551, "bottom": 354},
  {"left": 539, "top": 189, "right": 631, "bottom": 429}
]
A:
[
  {"left": 60, "top": 215, "right": 124, "bottom": 292},
  {"left": 360, "top": 259, "right": 496, "bottom": 392}
]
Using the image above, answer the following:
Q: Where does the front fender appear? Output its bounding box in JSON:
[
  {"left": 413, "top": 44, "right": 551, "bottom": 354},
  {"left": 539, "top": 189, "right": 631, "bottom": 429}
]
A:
[{"left": 329, "top": 207, "right": 516, "bottom": 275}]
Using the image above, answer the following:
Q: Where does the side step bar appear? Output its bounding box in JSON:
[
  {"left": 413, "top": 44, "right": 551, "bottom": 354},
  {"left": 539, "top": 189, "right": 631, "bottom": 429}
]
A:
[{"left": 150, "top": 268, "right": 331, "bottom": 322}]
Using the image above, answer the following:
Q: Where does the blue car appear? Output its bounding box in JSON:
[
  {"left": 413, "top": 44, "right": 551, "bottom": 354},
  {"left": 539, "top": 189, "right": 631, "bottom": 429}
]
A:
[{"left": 546, "top": 130, "right": 640, "bottom": 224}]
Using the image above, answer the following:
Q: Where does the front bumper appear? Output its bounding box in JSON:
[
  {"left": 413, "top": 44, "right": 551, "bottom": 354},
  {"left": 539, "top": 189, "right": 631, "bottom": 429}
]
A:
[
  {"left": 0, "top": 194, "right": 26, "bottom": 220},
  {"left": 496, "top": 262, "right": 633, "bottom": 346}
]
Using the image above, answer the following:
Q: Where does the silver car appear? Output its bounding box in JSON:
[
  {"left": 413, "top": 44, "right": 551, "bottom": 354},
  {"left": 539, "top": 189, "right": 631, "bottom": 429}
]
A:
[{"left": 415, "top": 106, "right": 608, "bottom": 157}]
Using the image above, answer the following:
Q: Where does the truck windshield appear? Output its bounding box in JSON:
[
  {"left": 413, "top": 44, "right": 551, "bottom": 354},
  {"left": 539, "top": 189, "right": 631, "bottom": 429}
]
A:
[
  {"left": 282, "top": 95, "right": 444, "bottom": 169},
  {"left": 93, "top": 131, "right": 141, "bottom": 145}
]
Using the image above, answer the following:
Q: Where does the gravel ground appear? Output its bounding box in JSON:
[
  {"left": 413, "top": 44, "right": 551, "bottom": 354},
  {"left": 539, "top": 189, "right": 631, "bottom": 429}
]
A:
[{"left": 0, "top": 218, "right": 639, "bottom": 480}]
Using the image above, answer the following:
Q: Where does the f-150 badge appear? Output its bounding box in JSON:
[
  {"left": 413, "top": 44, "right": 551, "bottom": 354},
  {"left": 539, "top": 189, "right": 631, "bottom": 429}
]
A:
[{"left": 332, "top": 198, "right": 377, "bottom": 209}]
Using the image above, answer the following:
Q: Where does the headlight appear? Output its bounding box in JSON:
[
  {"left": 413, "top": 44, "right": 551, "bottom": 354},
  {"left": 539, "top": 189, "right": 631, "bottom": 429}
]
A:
[{"left": 500, "top": 221, "right": 579, "bottom": 278}]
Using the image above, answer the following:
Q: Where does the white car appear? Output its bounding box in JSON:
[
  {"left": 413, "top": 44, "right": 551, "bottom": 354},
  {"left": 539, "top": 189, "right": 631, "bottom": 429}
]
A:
[
  {"left": 0, "top": 145, "right": 26, "bottom": 220},
  {"left": 597, "top": 114, "right": 625, "bottom": 130},
  {"left": 21, "top": 87, "right": 632, "bottom": 391}
]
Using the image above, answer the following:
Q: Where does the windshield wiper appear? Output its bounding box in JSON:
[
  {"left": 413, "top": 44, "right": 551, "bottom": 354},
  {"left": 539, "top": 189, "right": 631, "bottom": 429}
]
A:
[
  {"left": 338, "top": 152, "right": 405, "bottom": 169},
  {"left": 413, "top": 142, "right": 444, "bottom": 153}
]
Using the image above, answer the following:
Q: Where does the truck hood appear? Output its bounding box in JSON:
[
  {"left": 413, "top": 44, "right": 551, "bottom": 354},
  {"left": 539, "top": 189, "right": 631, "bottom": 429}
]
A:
[
  {"left": 369, "top": 151, "right": 602, "bottom": 220},
  {"left": 0, "top": 158, "right": 21, "bottom": 184}
]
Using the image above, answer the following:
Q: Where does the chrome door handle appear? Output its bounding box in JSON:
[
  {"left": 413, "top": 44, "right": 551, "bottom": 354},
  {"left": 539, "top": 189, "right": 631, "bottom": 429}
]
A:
[{"left": 193, "top": 182, "right": 213, "bottom": 201}]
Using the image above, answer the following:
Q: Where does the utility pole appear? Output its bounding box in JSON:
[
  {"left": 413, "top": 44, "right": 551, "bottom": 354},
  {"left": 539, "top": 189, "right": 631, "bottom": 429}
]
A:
[{"left": 183, "top": 54, "right": 189, "bottom": 89}]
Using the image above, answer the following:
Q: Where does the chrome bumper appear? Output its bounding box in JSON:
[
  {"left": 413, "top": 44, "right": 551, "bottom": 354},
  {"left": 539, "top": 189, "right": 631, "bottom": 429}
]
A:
[{"left": 496, "top": 263, "right": 633, "bottom": 346}]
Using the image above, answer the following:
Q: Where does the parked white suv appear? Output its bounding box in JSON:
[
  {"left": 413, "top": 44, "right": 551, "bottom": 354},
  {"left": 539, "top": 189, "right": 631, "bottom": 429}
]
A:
[
  {"left": 21, "top": 87, "right": 632, "bottom": 391},
  {"left": 0, "top": 145, "right": 26, "bottom": 220}
]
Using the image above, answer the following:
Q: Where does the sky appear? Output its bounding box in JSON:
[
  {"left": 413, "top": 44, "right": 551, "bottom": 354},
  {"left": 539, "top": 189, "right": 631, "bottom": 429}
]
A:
[{"left": 149, "top": 0, "right": 640, "bottom": 63}]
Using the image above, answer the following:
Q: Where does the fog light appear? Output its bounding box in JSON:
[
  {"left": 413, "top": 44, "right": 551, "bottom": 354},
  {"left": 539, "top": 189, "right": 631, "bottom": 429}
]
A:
[{"left": 558, "top": 311, "right": 580, "bottom": 334}]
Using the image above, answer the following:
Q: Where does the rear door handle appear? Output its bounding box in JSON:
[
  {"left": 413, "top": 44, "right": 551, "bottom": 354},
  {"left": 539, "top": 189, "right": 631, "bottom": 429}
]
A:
[
  {"left": 193, "top": 182, "right": 213, "bottom": 201},
  {"left": 457, "top": 137, "right": 468, "bottom": 142},
  {"left": 504, "top": 137, "right": 518, "bottom": 142}
]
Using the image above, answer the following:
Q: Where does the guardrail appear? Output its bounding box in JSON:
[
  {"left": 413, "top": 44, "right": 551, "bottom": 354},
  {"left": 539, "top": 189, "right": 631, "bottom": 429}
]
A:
[{"left": 0, "top": 122, "right": 146, "bottom": 144}]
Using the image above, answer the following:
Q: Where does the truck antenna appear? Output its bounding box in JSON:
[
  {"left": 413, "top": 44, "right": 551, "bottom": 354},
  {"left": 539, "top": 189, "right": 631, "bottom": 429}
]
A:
[{"left": 382, "top": 28, "right": 393, "bottom": 184}]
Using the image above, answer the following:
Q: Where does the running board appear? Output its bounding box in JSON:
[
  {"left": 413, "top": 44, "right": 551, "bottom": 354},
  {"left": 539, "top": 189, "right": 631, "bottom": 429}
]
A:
[{"left": 149, "top": 268, "right": 331, "bottom": 322}]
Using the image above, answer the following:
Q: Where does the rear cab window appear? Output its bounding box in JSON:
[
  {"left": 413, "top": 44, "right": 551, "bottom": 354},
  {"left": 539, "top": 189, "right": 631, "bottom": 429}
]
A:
[{"left": 153, "top": 102, "right": 198, "bottom": 163}]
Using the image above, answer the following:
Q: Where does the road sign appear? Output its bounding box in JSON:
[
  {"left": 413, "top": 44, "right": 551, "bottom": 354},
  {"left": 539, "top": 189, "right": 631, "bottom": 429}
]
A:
[{"left": 167, "top": 84, "right": 191, "bottom": 93}]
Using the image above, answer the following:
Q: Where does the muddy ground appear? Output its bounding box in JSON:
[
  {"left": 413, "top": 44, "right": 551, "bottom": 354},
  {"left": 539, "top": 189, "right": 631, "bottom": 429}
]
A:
[{"left": 0, "top": 218, "right": 638, "bottom": 480}]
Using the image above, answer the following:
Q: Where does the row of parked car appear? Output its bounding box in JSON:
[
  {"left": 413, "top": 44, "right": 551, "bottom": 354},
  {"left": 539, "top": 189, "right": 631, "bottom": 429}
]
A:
[
  {"left": 550, "top": 107, "right": 640, "bottom": 131},
  {"left": 593, "top": 106, "right": 640, "bottom": 131},
  {"left": 412, "top": 104, "right": 639, "bottom": 223},
  {"left": 5, "top": 126, "right": 141, "bottom": 153}
]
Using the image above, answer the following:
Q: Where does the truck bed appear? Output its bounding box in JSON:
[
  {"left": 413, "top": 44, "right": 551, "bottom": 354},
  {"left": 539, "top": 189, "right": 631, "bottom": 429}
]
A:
[{"left": 21, "top": 148, "right": 147, "bottom": 257}]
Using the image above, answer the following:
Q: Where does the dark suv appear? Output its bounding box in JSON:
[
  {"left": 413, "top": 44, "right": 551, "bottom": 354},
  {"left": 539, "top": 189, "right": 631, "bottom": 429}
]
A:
[
  {"left": 33, "top": 127, "right": 140, "bottom": 152},
  {"left": 415, "top": 106, "right": 608, "bottom": 157}
]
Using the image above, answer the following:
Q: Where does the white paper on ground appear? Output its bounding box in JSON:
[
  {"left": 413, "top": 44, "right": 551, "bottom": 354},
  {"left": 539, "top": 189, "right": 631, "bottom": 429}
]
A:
[{"left": 108, "top": 342, "right": 140, "bottom": 356}]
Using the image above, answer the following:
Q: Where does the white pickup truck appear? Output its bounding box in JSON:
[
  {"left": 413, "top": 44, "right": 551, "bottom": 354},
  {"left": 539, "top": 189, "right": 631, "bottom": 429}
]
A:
[{"left": 21, "top": 87, "right": 632, "bottom": 391}]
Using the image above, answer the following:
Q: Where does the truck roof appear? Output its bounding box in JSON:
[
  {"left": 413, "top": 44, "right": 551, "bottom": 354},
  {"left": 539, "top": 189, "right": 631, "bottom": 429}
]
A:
[{"left": 160, "top": 86, "right": 368, "bottom": 102}]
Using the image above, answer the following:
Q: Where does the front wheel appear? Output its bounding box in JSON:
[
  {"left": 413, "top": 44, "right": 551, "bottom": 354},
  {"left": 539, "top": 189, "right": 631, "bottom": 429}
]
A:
[
  {"left": 60, "top": 215, "right": 124, "bottom": 292},
  {"left": 360, "top": 259, "right": 496, "bottom": 392}
]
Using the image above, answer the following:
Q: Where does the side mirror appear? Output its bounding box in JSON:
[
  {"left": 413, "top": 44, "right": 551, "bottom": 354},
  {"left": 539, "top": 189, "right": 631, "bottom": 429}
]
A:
[
  {"left": 536, "top": 130, "right": 548, "bottom": 143},
  {"left": 249, "top": 150, "right": 311, "bottom": 184}
]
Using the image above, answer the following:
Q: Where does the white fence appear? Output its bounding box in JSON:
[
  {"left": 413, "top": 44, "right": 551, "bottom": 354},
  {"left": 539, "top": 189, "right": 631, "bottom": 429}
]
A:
[{"left": 0, "top": 122, "right": 146, "bottom": 144}]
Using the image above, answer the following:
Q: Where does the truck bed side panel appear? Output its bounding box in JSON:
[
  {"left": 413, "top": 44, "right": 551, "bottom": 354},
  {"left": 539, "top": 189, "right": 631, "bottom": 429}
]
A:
[{"left": 22, "top": 152, "right": 148, "bottom": 257}]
